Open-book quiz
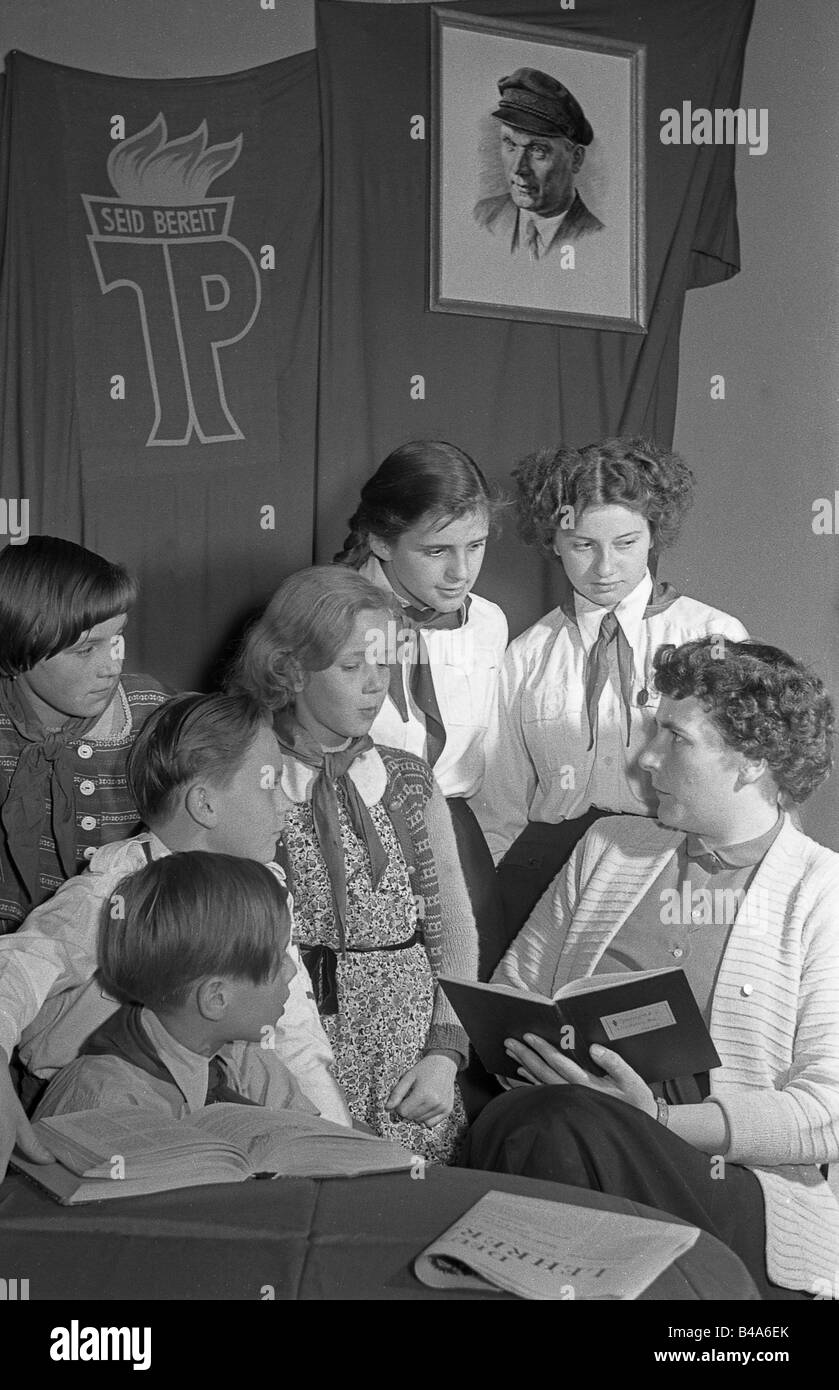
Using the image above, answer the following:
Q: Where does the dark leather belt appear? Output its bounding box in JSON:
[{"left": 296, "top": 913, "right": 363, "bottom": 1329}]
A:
[{"left": 299, "top": 930, "right": 425, "bottom": 1016}]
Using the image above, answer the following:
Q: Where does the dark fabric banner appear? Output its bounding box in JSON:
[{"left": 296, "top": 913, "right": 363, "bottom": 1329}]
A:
[
  {"left": 315, "top": 0, "right": 755, "bottom": 638},
  {"left": 0, "top": 51, "right": 321, "bottom": 689}
]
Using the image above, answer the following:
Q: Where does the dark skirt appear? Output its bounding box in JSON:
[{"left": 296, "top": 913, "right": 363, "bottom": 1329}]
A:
[
  {"left": 496, "top": 809, "right": 612, "bottom": 956},
  {"left": 446, "top": 796, "right": 505, "bottom": 1120},
  {"left": 446, "top": 796, "right": 507, "bottom": 982},
  {"left": 460, "top": 1084, "right": 811, "bottom": 1300}
]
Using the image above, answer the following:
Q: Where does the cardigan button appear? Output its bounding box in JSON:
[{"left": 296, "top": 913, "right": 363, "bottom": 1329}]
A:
[
  {"left": 83, "top": 846, "right": 96, "bottom": 859},
  {"left": 740, "top": 983, "right": 754, "bottom": 997},
  {"left": 79, "top": 780, "right": 95, "bottom": 796},
  {"left": 77, "top": 743, "right": 94, "bottom": 759},
  {"left": 81, "top": 816, "right": 97, "bottom": 831}
]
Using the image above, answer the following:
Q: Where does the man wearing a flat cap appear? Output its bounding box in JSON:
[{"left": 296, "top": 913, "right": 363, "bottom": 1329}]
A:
[{"left": 474, "top": 67, "right": 604, "bottom": 258}]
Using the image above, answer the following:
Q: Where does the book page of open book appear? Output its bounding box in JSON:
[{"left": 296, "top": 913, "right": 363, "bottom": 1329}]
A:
[
  {"left": 191, "top": 1102, "right": 415, "bottom": 1176},
  {"left": 414, "top": 1190, "right": 699, "bottom": 1300},
  {"left": 553, "top": 966, "right": 681, "bottom": 1000},
  {"left": 34, "top": 1107, "right": 243, "bottom": 1178}
]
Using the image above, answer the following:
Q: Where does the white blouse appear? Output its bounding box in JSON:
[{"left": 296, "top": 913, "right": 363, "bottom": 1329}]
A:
[
  {"left": 359, "top": 557, "right": 508, "bottom": 799},
  {"left": 472, "top": 571, "right": 748, "bottom": 862}
]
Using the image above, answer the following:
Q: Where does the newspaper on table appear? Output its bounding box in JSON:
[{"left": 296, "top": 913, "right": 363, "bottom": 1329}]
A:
[{"left": 414, "top": 1189, "right": 700, "bottom": 1300}]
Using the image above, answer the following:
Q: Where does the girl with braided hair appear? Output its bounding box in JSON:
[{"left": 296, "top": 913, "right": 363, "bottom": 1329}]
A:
[
  {"left": 335, "top": 440, "right": 509, "bottom": 980},
  {"left": 472, "top": 437, "right": 748, "bottom": 950}
]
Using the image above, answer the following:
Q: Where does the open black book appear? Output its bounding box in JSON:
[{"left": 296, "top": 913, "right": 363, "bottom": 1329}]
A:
[{"left": 440, "top": 968, "right": 721, "bottom": 1084}]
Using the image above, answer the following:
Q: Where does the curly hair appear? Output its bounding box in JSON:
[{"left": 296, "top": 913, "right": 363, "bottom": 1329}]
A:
[
  {"left": 653, "top": 638, "right": 835, "bottom": 805},
  {"left": 512, "top": 437, "right": 695, "bottom": 555},
  {"left": 228, "top": 566, "right": 392, "bottom": 712},
  {"left": 333, "top": 439, "right": 504, "bottom": 567}
]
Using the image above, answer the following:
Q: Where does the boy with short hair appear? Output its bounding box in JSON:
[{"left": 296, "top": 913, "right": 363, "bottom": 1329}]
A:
[
  {"left": 0, "top": 692, "right": 350, "bottom": 1180},
  {"left": 36, "top": 852, "right": 313, "bottom": 1119}
]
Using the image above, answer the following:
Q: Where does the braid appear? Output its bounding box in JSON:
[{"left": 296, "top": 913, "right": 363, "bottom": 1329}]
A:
[{"left": 332, "top": 509, "right": 371, "bottom": 568}]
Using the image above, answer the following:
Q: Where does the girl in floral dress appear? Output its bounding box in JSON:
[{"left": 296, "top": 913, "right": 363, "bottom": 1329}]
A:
[{"left": 230, "top": 566, "right": 478, "bottom": 1162}]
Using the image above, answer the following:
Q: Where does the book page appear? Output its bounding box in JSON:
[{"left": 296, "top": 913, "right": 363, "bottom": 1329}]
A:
[
  {"left": 439, "top": 975, "right": 555, "bottom": 1005},
  {"left": 414, "top": 1190, "right": 699, "bottom": 1301},
  {"left": 191, "top": 1102, "right": 413, "bottom": 1176},
  {"left": 554, "top": 966, "right": 680, "bottom": 1000},
  {"left": 191, "top": 1102, "right": 367, "bottom": 1152},
  {"left": 34, "top": 1107, "right": 232, "bottom": 1177}
]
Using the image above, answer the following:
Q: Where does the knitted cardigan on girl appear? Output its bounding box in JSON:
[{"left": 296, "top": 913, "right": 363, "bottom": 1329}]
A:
[
  {"left": 0, "top": 675, "right": 168, "bottom": 933},
  {"left": 282, "top": 745, "right": 476, "bottom": 1061}
]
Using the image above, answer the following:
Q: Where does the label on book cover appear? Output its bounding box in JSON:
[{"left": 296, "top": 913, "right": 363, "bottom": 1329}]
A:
[{"left": 600, "top": 1000, "right": 676, "bottom": 1041}]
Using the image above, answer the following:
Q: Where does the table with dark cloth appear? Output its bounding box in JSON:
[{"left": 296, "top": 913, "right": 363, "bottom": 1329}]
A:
[{"left": 0, "top": 1165, "right": 759, "bottom": 1300}]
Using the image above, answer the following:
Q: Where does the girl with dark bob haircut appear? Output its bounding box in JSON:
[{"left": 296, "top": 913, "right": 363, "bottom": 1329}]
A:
[
  {"left": 229, "top": 564, "right": 479, "bottom": 1162},
  {"left": 0, "top": 537, "right": 167, "bottom": 930},
  {"left": 653, "top": 638, "right": 834, "bottom": 806},
  {"left": 473, "top": 436, "right": 748, "bottom": 952},
  {"left": 334, "top": 440, "right": 509, "bottom": 983}
]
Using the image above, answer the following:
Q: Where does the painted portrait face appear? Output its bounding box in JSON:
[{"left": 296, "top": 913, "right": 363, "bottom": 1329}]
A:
[
  {"left": 16, "top": 613, "right": 127, "bottom": 727},
  {"left": 294, "top": 609, "right": 391, "bottom": 745},
  {"left": 499, "top": 123, "right": 584, "bottom": 216},
  {"left": 370, "top": 509, "right": 489, "bottom": 614},
  {"left": 553, "top": 504, "right": 652, "bottom": 609}
]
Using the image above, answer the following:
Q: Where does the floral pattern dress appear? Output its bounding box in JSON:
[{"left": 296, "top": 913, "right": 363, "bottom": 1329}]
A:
[{"left": 284, "top": 794, "right": 467, "bottom": 1163}]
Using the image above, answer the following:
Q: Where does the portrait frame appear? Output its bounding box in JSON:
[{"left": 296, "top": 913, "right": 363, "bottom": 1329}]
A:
[{"left": 429, "top": 9, "right": 646, "bottom": 333}]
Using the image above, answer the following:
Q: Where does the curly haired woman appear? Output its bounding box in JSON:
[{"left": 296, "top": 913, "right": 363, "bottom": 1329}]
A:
[
  {"left": 464, "top": 639, "right": 838, "bottom": 1300},
  {"left": 471, "top": 437, "right": 748, "bottom": 951}
]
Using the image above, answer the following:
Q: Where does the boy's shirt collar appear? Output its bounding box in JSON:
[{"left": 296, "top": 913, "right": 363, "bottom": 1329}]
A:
[
  {"left": 144, "top": 830, "right": 287, "bottom": 886},
  {"left": 140, "top": 1006, "right": 228, "bottom": 1113}
]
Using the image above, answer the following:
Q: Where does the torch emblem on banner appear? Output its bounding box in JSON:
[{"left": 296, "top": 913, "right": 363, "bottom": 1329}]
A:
[{"left": 82, "top": 114, "right": 261, "bottom": 447}]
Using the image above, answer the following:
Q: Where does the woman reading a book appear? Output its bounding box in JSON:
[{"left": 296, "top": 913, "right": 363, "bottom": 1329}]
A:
[
  {"left": 462, "top": 639, "right": 839, "bottom": 1301},
  {"left": 334, "top": 440, "right": 508, "bottom": 978},
  {"left": 0, "top": 537, "right": 168, "bottom": 934},
  {"left": 471, "top": 438, "right": 747, "bottom": 954},
  {"left": 230, "top": 566, "right": 479, "bottom": 1162}
]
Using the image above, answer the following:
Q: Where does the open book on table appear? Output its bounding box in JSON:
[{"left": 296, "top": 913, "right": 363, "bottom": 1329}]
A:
[
  {"left": 12, "top": 1102, "right": 414, "bottom": 1204},
  {"left": 439, "top": 967, "right": 721, "bottom": 1084},
  {"left": 414, "top": 1189, "right": 700, "bottom": 1300}
]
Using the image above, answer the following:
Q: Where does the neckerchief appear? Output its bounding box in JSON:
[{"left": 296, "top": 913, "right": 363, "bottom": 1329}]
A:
[
  {"left": 80, "top": 1005, "right": 259, "bottom": 1106},
  {"left": 558, "top": 576, "right": 680, "bottom": 748},
  {"left": 0, "top": 678, "right": 100, "bottom": 905},
  {"left": 387, "top": 595, "right": 471, "bottom": 766},
  {"left": 273, "top": 716, "right": 389, "bottom": 952}
]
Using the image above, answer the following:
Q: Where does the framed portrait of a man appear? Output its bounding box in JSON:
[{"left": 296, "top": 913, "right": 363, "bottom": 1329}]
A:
[{"left": 429, "top": 10, "right": 646, "bottom": 333}]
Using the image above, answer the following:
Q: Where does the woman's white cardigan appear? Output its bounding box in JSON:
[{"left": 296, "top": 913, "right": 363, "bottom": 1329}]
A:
[{"left": 494, "top": 813, "right": 839, "bottom": 1294}]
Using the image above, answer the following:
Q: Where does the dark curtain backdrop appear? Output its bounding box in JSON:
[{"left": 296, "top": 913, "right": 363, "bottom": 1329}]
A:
[
  {"left": 315, "top": 0, "right": 754, "bottom": 638},
  {"left": 0, "top": 51, "right": 321, "bottom": 690},
  {"left": 0, "top": 0, "right": 754, "bottom": 686}
]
